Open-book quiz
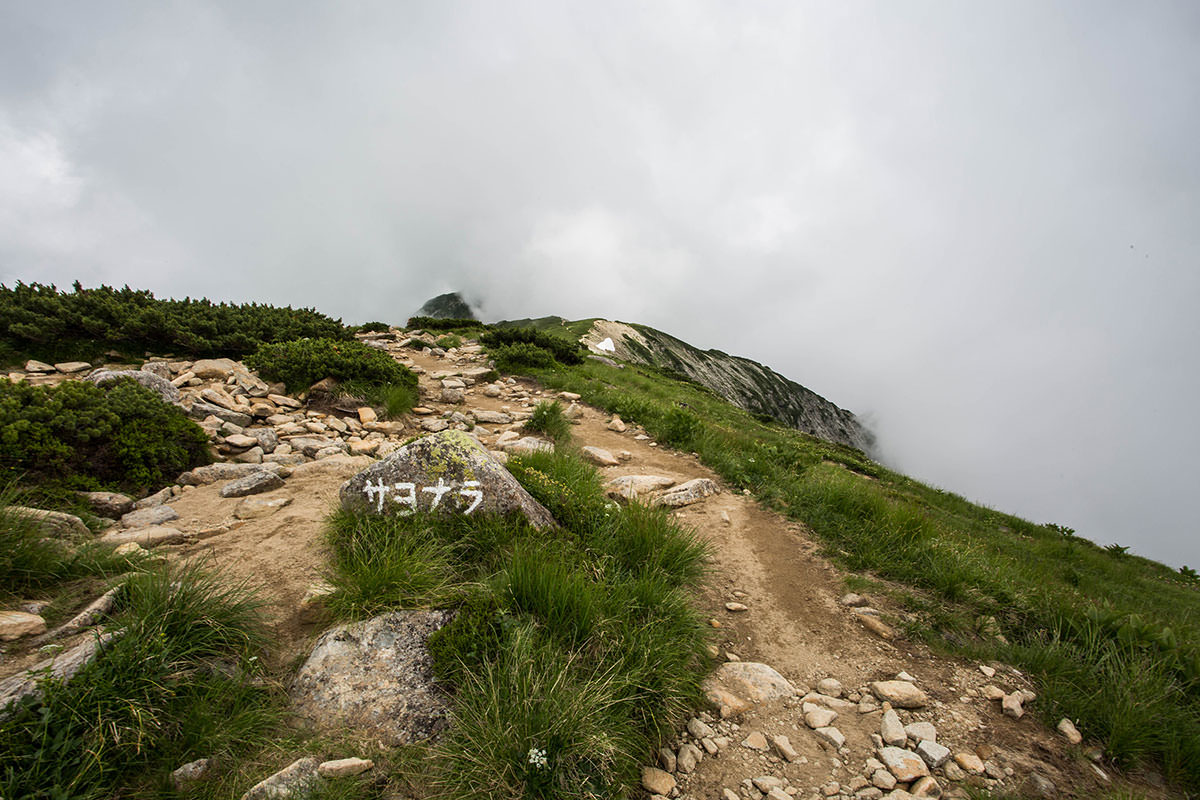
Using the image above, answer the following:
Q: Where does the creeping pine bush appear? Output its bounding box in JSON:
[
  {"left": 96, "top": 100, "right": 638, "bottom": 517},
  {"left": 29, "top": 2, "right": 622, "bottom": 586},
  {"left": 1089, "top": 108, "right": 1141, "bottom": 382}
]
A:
[
  {"left": 480, "top": 327, "right": 585, "bottom": 372},
  {"left": 246, "top": 338, "right": 418, "bottom": 394},
  {"left": 0, "top": 378, "right": 211, "bottom": 493},
  {"left": 354, "top": 321, "right": 391, "bottom": 333},
  {"left": 406, "top": 316, "right": 486, "bottom": 332},
  {"left": 0, "top": 281, "right": 349, "bottom": 366}
]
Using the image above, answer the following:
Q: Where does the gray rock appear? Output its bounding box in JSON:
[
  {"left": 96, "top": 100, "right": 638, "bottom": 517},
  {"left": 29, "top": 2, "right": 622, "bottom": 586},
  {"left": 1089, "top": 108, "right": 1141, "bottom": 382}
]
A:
[
  {"left": 440, "top": 387, "right": 465, "bottom": 404},
  {"left": 814, "top": 725, "right": 845, "bottom": 749},
  {"left": 870, "top": 680, "right": 929, "bottom": 709},
  {"left": 654, "top": 478, "right": 721, "bottom": 507},
  {"left": 132, "top": 486, "right": 173, "bottom": 510},
  {"left": 172, "top": 758, "right": 211, "bottom": 790},
  {"left": 240, "top": 757, "right": 319, "bottom": 800},
  {"left": 421, "top": 418, "right": 450, "bottom": 432},
  {"left": 881, "top": 709, "right": 906, "bottom": 746},
  {"left": 502, "top": 436, "right": 554, "bottom": 455},
  {"left": 0, "top": 630, "right": 124, "bottom": 720},
  {"left": 288, "top": 436, "right": 342, "bottom": 458},
  {"left": 687, "top": 717, "right": 716, "bottom": 739},
  {"left": 702, "top": 661, "right": 796, "bottom": 717},
  {"left": 605, "top": 475, "right": 676, "bottom": 501},
  {"left": 340, "top": 430, "right": 557, "bottom": 529},
  {"left": 0, "top": 611, "right": 46, "bottom": 641},
  {"left": 291, "top": 611, "right": 453, "bottom": 744},
  {"left": 878, "top": 747, "right": 928, "bottom": 783},
  {"left": 189, "top": 400, "right": 253, "bottom": 428},
  {"left": 676, "top": 742, "right": 701, "bottom": 772},
  {"left": 219, "top": 470, "right": 285, "bottom": 498},
  {"left": 54, "top": 361, "right": 92, "bottom": 373},
  {"left": 88, "top": 369, "right": 180, "bottom": 404},
  {"left": 4, "top": 506, "right": 90, "bottom": 539},
  {"left": 581, "top": 446, "right": 620, "bottom": 466},
  {"left": 78, "top": 491, "right": 135, "bottom": 518},
  {"left": 472, "top": 409, "right": 512, "bottom": 425},
  {"left": 101, "top": 525, "right": 187, "bottom": 548},
  {"left": 178, "top": 461, "right": 288, "bottom": 485},
  {"left": 120, "top": 505, "right": 179, "bottom": 529},
  {"left": 915, "top": 739, "right": 950, "bottom": 768},
  {"left": 905, "top": 721, "right": 937, "bottom": 742},
  {"left": 235, "top": 496, "right": 293, "bottom": 519}
]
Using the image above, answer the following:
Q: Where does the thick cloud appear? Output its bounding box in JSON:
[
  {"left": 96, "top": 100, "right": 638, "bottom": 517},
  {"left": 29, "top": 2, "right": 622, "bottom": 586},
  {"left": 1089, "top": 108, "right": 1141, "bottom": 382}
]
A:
[{"left": 3, "top": 1, "right": 1198, "bottom": 565}]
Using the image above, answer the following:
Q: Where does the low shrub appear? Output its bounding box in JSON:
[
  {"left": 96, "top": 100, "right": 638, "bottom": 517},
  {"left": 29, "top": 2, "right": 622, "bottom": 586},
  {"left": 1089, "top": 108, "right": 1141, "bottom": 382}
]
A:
[
  {"left": 436, "top": 334, "right": 462, "bottom": 350},
  {"left": 0, "top": 378, "right": 211, "bottom": 493},
  {"left": 355, "top": 321, "right": 391, "bottom": 334},
  {"left": 246, "top": 338, "right": 417, "bottom": 394},
  {"left": 480, "top": 327, "right": 585, "bottom": 372},
  {"left": 336, "top": 380, "right": 415, "bottom": 420},
  {"left": 406, "top": 316, "right": 486, "bottom": 332},
  {"left": 0, "top": 281, "right": 349, "bottom": 366}
]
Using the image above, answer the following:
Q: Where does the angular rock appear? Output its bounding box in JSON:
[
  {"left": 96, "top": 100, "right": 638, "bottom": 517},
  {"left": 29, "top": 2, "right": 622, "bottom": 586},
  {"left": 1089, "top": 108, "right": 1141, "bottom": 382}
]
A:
[
  {"left": 440, "top": 387, "right": 465, "bottom": 404},
  {"left": 607, "top": 416, "right": 627, "bottom": 432},
  {"left": 581, "top": 446, "right": 619, "bottom": 467},
  {"left": 224, "top": 433, "right": 259, "bottom": 449},
  {"left": 191, "top": 358, "right": 239, "bottom": 379},
  {"left": 503, "top": 436, "right": 554, "bottom": 455},
  {"left": 0, "top": 611, "right": 46, "bottom": 640},
  {"left": 953, "top": 752, "right": 985, "bottom": 774},
  {"left": 641, "top": 767, "right": 675, "bottom": 795},
  {"left": 703, "top": 661, "right": 796, "bottom": 716},
  {"left": 676, "top": 742, "right": 702, "bottom": 772},
  {"left": 132, "top": 486, "right": 173, "bottom": 510},
  {"left": 872, "top": 769, "right": 897, "bottom": 790},
  {"left": 909, "top": 776, "right": 941, "bottom": 798},
  {"left": 881, "top": 708, "right": 907, "bottom": 746},
  {"left": 687, "top": 717, "right": 716, "bottom": 739},
  {"left": 916, "top": 739, "right": 951, "bottom": 768},
  {"left": 657, "top": 746, "right": 676, "bottom": 772},
  {"left": 4, "top": 506, "right": 90, "bottom": 539},
  {"left": 905, "top": 721, "right": 937, "bottom": 742},
  {"left": 292, "top": 611, "right": 453, "bottom": 744},
  {"left": 36, "top": 584, "right": 123, "bottom": 643},
  {"left": 101, "top": 525, "right": 187, "bottom": 548},
  {"left": 840, "top": 592, "right": 869, "bottom": 607},
  {"left": 1057, "top": 717, "right": 1082, "bottom": 744},
  {"left": 78, "top": 491, "right": 135, "bottom": 518},
  {"left": 877, "top": 746, "right": 929, "bottom": 782},
  {"left": 318, "top": 757, "right": 374, "bottom": 778},
  {"left": 172, "top": 758, "right": 211, "bottom": 790},
  {"left": 88, "top": 369, "right": 181, "bottom": 404},
  {"left": 177, "top": 461, "right": 289, "bottom": 485},
  {"left": 870, "top": 680, "right": 928, "bottom": 708},
  {"left": 654, "top": 477, "right": 720, "bottom": 508},
  {"left": 817, "top": 677, "right": 844, "bottom": 697},
  {"left": 189, "top": 400, "right": 253, "bottom": 427},
  {"left": 805, "top": 706, "right": 838, "bottom": 729},
  {"left": 120, "top": 505, "right": 179, "bottom": 529},
  {"left": 269, "top": 393, "right": 303, "bottom": 409},
  {"left": 1001, "top": 693, "right": 1024, "bottom": 718},
  {"left": 742, "top": 731, "right": 769, "bottom": 750},
  {"left": 340, "top": 430, "right": 556, "bottom": 529},
  {"left": 605, "top": 474, "right": 676, "bottom": 501},
  {"left": 814, "top": 725, "right": 845, "bottom": 749},
  {"left": 24, "top": 359, "right": 54, "bottom": 372},
  {"left": 240, "top": 757, "right": 319, "bottom": 800},
  {"left": 54, "top": 361, "right": 92, "bottom": 373},
  {"left": 219, "top": 470, "right": 285, "bottom": 498}
]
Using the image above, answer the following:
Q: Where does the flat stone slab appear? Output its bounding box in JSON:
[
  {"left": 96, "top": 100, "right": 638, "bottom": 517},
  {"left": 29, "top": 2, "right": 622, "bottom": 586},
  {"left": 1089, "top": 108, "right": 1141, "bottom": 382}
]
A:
[
  {"left": 581, "top": 446, "right": 620, "bottom": 467},
  {"left": 340, "top": 430, "right": 556, "bottom": 529},
  {"left": 703, "top": 662, "right": 796, "bottom": 717},
  {"left": 291, "top": 611, "right": 453, "bottom": 745},
  {"left": 120, "top": 505, "right": 179, "bottom": 529},
  {"left": 219, "top": 470, "right": 285, "bottom": 498},
  {"left": 101, "top": 525, "right": 187, "bottom": 548},
  {"left": 0, "top": 611, "right": 46, "bottom": 641},
  {"left": 4, "top": 506, "right": 90, "bottom": 539},
  {"left": 605, "top": 475, "right": 676, "bottom": 501},
  {"left": 178, "top": 462, "right": 288, "bottom": 485},
  {"left": 654, "top": 477, "right": 720, "bottom": 507}
]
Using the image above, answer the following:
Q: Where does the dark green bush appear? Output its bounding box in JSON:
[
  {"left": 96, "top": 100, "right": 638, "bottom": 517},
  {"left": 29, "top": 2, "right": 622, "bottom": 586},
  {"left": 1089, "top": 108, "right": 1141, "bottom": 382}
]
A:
[
  {"left": 480, "top": 327, "right": 585, "bottom": 366},
  {"left": 428, "top": 587, "right": 513, "bottom": 686},
  {"left": 0, "top": 281, "right": 349, "bottom": 366},
  {"left": 0, "top": 378, "right": 211, "bottom": 493},
  {"left": 488, "top": 342, "right": 559, "bottom": 371},
  {"left": 524, "top": 400, "right": 571, "bottom": 444},
  {"left": 355, "top": 321, "right": 391, "bottom": 333},
  {"left": 406, "top": 316, "right": 485, "bottom": 332},
  {"left": 245, "top": 338, "right": 417, "bottom": 393}
]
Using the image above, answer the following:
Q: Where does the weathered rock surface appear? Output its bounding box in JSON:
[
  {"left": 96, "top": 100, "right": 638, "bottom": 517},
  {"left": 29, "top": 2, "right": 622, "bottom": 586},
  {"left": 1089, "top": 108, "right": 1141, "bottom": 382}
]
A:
[
  {"left": 341, "top": 431, "right": 556, "bottom": 529},
  {"left": 235, "top": 496, "right": 293, "bottom": 519},
  {"left": 654, "top": 477, "right": 721, "bottom": 507},
  {"left": 502, "top": 436, "right": 554, "bottom": 455},
  {"left": 870, "top": 680, "right": 928, "bottom": 708},
  {"left": 240, "top": 757, "right": 319, "bottom": 800},
  {"left": 291, "top": 611, "right": 453, "bottom": 744},
  {"left": 318, "top": 757, "right": 374, "bottom": 778},
  {"left": 0, "top": 631, "right": 124, "bottom": 720},
  {"left": 0, "top": 611, "right": 46, "bottom": 640},
  {"left": 172, "top": 758, "right": 211, "bottom": 791},
  {"left": 120, "top": 505, "right": 179, "bottom": 528},
  {"left": 191, "top": 358, "right": 240, "bottom": 379},
  {"left": 88, "top": 369, "right": 180, "bottom": 404},
  {"left": 178, "top": 462, "right": 288, "bottom": 485},
  {"left": 703, "top": 662, "right": 796, "bottom": 716},
  {"left": 581, "top": 445, "right": 620, "bottom": 466},
  {"left": 472, "top": 409, "right": 512, "bottom": 425},
  {"left": 605, "top": 474, "right": 676, "bottom": 501},
  {"left": 219, "top": 470, "right": 285, "bottom": 498},
  {"left": 4, "top": 506, "right": 90, "bottom": 539},
  {"left": 101, "top": 525, "right": 187, "bottom": 548},
  {"left": 878, "top": 746, "right": 929, "bottom": 782},
  {"left": 78, "top": 491, "right": 135, "bottom": 518}
]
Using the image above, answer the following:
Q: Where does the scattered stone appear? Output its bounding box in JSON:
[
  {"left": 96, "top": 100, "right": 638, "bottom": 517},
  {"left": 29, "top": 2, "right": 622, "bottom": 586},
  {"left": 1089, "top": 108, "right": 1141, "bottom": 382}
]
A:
[
  {"left": 1001, "top": 693, "right": 1024, "bottom": 719},
  {"left": 318, "top": 757, "right": 374, "bottom": 778},
  {"left": 676, "top": 742, "right": 702, "bottom": 772},
  {"left": 89, "top": 368, "right": 181, "bottom": 403},
  {"left": 881, "top": 709, "right": 906, "bottom": 746},
  {"left": 978, "top": 664, "right": 996, "bottom": 678},
  {"left": 172, "top": 758, "right": 211, "bottom": 791},
  {"left": 101, "top": 525, "right": 187, "bottom": 549},
  {"left": 132, "top": 486, "right": 174, "bottom": 510},
  {"left": 915, "top": 740, "right": 950, "bottom": 768},
  {"left": 113, "top": 541, "right": 146, "bottom": 557},
  {"left": 4, "top": 506, "right": 91, "bottom": 539},
  {"left": 857, "top": 612, "right": 897, "bottom": 640},
  {"left": 1057, "top": 717, "right": 1082, "bottom": 744},
  {"left": 805, "top": 706, "right": 839, "bottom": 729},
  {"left": 909, "top": 775, "right": 942, "bottom": 798},
  {"left": 24, "top": 359, "right": 54, "bottom": 372},
  {"left": 224, "top": 433, "right": 260, "bottom": 449},
  {"left": 605, "top": 475, "right": 676, "bottom": 501},
  {"left": 654, "top": 477, "right": 720, "bottom": 507},
  {"left": 78, "top": 491, "right": 135, "bottom": 518},
  {"left": 688, "top": 717, "right": 716, "bottom": 739},
  {"left": 440, "top": 387, "right": 465, "bottom": 404},
  {"left": 814, "top": 726, "right": 845, "bottom": 749},
  {"left": 234, "top": 496, "right": 293, "bottom": 519},
  {"left": 503, "top": 436, "right": 554, "bottom": 455},
  {"left": 240, "top": 757, "right": 319, "bottom": 800},
  {"left": 421, "top": 418, "right": 450, "bottom": 432},
  {"left": 771, "top": 734, "right": 799, "bottom": 762},
  {"left": 703, "top": 661, "right": 796, "bottom": 717},
  {"left": 0, "top": 611, "right": 46, "bottom": 640},
  {"left": 54, "top": 361, "right": 92, "bottom": 373},
  {"left": 953, "top": 752, "right": 984, "bottom": 774},
  {"left": 742, "top": 731, "right": 770, "bottom": 750},
  {"left": 981, "top": 684, "right": 1005, "bottom": 701},
  {"left": 725, "top": 601, "right": 749, "bottom": 612},
  {"left": 878, "top": 747, "right": 929, "bottom": 782},
  {"left": 870, "top": 681, "right": 928, "bottom": 708},
  {"left": 340, "top": 430, "right": 556, "bottom": 529},
  {"left": 189, "top": 400, "right": 253, "bottom": 427},
  {"left": 577, "top": 445, "right": 618, "bottom": 467},
  {"left": 291, "top": 610, "right": 453, "bottom": 744},
  {"left": 752, "top": 776, "right": 784, "bottom": 793},
  {"left": 607, "top": 416, "right": 627, "bottom": 432},
  {"left": 871, "top": 769, "right": 897, "bottom": 790},
  {"left": 120, "top": 505, "right": 180, "bottom": 528},
  {"left": 817, "top": 677, "right": 844, "bottom": 697},
  {"left": 641, "top": 766, "right": 675, "bottom": 795},
  {"left": 472, "top": 409, "right": 513, "bottom": 425},
  {"left": 904, "top": 721, "right": 937, "bottom": 742},
  {"left": 219, "top": 470, "right": 285, "bottom": 498},
  {"left": 657, "top": 746, "right": 676, "bottom": 772}
]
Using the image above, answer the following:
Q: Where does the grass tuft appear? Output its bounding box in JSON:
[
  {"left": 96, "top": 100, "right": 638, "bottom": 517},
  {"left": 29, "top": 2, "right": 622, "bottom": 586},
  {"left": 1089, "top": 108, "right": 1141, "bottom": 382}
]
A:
[{"left": 524, "top": 400, "right": 572, "bottom": 445}]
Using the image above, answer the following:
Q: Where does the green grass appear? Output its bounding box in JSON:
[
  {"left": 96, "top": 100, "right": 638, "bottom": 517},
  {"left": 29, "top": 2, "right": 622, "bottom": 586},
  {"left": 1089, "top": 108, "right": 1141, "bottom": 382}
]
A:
[
  {"left": 496, "top": 353, "right": 1200, "bottom": 791},
  {"left": 0, "top": 562, "right": 277, "bottom": 800},
  {"left": 335, "top": 379, "right": 416, "bottom": 420},
  {"left": 321, "top": 446, "right": 710, "bottom": 799},
  {"left": 436, "top": 334, "right": 463, "bottom": 350},
  {"left": 524, "top": 400, "right": 572, "bottom": 445}
]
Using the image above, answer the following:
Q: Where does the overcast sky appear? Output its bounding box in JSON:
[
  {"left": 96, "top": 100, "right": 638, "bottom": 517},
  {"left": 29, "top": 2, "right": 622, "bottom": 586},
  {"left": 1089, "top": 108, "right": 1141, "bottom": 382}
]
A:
[{"left": 3, "top": 2, "right": 1198, "bottom": 566}]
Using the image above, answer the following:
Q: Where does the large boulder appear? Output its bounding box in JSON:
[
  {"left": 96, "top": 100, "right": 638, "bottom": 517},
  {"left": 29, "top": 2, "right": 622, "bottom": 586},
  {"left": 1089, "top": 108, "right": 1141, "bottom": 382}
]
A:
[
  {"left": 291, "top": 611, "right": 453, "bottom": 744},
  {"left": 190, "top": 358, "right": 240, "bottom": 379},
  {"left": 87, "top": 369, "right": 180, "bottom": 404},
  {"left": 339, "top": 430, "right": 556, "bottom": 529},
  {"left": 702, "top": 662, "right": 797, "bottom": 717},
  {"left": 4, "top": 506, "right": 90, "bottom": 539},
  {"left": 177, "top": 462, "right": 289, "bottom": 486}
]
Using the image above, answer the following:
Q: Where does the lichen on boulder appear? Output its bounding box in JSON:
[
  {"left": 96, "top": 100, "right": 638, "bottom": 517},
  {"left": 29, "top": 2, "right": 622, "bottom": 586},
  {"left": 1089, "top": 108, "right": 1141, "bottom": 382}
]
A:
[{"left": 338, "top": 430, "right": 556, "bottom": 529}]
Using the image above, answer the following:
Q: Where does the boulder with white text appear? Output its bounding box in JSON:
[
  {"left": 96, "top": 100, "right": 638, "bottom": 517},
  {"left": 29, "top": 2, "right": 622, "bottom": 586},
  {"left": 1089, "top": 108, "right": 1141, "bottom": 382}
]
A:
[{"left": 338, "top": 429, "right": 556, "bottom": 529}]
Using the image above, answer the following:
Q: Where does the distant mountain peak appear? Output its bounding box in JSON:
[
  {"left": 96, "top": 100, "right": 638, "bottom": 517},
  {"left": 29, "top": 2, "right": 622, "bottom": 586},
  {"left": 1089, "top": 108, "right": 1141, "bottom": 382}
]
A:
[{"left": 416, "top": 292, "right": 477, "bottom": 320}]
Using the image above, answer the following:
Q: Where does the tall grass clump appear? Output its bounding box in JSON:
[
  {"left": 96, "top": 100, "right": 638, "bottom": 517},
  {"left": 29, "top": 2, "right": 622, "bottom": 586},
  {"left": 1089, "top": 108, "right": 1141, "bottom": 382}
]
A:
[
  {"left": 0, "top": 562, "right": 276, "bottom": 800},
  {"left": 524, "top": 400, "right": 572, "bottom": 445},
  {"left": 323, "top": 445, "right": 710, "bottom": 799}
]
